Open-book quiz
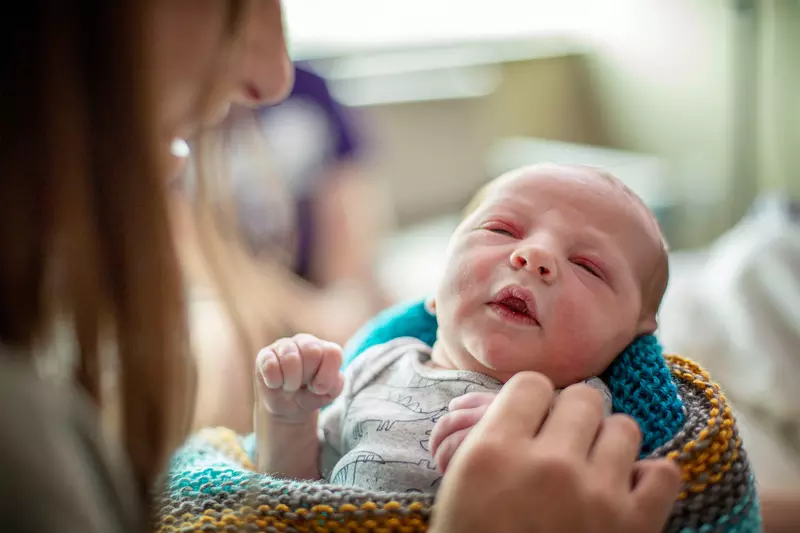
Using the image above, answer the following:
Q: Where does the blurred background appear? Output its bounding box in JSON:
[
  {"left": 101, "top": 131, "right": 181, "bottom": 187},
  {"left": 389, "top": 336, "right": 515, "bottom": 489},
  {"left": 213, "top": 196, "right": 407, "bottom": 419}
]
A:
[
  {"left": 279, "top": 0, "right": 797, "bottom": 302},
  {"left": 190, "top": 0, "right": 800, "bottom": 489}
]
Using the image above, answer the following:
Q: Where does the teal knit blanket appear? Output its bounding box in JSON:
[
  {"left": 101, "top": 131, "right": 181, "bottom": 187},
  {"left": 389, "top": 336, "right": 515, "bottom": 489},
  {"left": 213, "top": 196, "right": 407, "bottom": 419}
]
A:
[{"left": 157, "top": 299, "right": 762, "bottom": 533}]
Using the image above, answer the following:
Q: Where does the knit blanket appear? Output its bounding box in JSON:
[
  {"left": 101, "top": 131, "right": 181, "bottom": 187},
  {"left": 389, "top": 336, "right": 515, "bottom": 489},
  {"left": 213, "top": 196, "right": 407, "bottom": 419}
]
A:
[{"left": 157, "top": 299, "right": 762, "bottom": 533}]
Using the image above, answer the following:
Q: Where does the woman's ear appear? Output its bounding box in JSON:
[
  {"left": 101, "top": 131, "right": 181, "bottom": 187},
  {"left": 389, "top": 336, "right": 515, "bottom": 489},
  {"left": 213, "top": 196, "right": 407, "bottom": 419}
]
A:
[{"left": 424, "top": 296, "right": 437, "bottom": 315}]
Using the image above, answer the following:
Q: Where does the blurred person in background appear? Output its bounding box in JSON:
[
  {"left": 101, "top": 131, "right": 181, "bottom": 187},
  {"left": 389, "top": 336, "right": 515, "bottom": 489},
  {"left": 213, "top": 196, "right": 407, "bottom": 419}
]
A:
[
  {"left": 233, "top": 62, "right": 391, "bottom": 344},
  {"left": 178, "top": 62, "right": 391, "bottom": 433}
]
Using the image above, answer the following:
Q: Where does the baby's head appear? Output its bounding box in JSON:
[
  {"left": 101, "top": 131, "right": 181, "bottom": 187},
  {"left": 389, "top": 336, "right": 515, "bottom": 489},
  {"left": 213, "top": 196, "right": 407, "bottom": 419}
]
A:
[{"left": 430, "top": 164, "right": 668, "bottom": 387}]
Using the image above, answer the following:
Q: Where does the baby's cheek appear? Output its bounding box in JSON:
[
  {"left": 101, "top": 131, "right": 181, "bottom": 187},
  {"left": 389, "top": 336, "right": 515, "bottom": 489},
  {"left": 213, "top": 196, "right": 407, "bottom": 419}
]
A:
[
  {"left": 568, "top": 336, "right": 628, "bottom": 382},
  {"left": 546, "top": 300, "right": 615, "bottom": 381},
  {"left": 548, "top": 346, "right": 600, "bottom": 385},
  {"left": 450, "top": 252, "right": 494, "bottom": 294}
]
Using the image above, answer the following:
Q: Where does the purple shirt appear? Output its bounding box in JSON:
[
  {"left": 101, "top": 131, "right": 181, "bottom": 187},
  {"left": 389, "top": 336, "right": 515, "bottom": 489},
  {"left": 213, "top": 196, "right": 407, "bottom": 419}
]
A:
[{"left": 235, "top": 63, "right": 363, "bottom": 282}]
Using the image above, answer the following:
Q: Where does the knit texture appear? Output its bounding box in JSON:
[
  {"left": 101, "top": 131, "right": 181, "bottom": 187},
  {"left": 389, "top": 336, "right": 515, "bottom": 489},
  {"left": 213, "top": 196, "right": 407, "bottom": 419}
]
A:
[{"left": 157, "top": 299, "right": 762, "bottom": 532}]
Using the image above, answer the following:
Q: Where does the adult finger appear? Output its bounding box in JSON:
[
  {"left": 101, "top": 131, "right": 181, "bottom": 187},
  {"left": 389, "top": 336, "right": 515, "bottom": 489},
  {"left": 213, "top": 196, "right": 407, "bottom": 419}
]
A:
[
  {"left": 590, "top": 414, "right": 642, "bottom": 488},
  {"left": 472, "top": 372, "right": 554, "bottom": 440},
  {"left": 631, "top": 459, "right": 682, "bottom": 532},
  {"left": 538, "top": 383, "right": 605, "bottom": 455}
]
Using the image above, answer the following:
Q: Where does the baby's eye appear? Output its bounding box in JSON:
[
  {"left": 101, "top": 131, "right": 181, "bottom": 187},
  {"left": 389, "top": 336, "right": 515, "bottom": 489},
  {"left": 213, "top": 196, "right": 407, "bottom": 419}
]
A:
[
  {"left": 573, "top": 260, "right": 603, "bottom": 279},
  {"left": 479, "top": 221, "right": 519, "bottom": 238},
  {"left": 489, "top": 228, "right": 515, "bottom": 237}
]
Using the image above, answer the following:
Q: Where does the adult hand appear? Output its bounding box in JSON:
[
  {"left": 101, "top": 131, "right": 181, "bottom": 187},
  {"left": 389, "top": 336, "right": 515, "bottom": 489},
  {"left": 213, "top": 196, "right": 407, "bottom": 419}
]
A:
[{"left": 431, "top": 372, "right": 681, "bottom": 533}]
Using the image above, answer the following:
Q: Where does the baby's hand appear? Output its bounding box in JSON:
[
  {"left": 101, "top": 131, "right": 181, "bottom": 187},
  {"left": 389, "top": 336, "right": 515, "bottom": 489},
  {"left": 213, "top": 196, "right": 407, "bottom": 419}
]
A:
[
  {"left": 432, "top": 383, "right": 611, "bottom": 472},
  {"left": 430, "top": 391, "right": 498, "bottom": 473},
  {"left": 255, "top": 334, "right": 345, "bottom": 423}
]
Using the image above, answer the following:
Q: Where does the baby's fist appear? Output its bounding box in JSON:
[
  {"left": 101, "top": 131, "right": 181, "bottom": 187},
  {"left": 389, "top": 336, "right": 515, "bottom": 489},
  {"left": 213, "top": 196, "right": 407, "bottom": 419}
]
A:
[
  {"left": 256, "top": 334, "right": 345, "bottom": 422},
  {"left": 430, "top": 391, "right": 497, "bottom": 473}
]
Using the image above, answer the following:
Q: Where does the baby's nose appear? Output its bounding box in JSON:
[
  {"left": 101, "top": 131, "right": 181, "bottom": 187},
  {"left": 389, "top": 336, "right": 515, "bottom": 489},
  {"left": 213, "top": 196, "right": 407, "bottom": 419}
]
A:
[{"left": 510, "top": 247, "right": 558, "bottom": 282}]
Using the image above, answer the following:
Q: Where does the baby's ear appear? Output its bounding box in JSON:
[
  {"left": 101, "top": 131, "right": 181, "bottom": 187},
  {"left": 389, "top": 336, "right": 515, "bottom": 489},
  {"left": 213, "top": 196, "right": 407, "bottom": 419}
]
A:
[
  {"left": 424, "top": 296, "right": 437, "bottom": 315},
  {"left": 637, "top": 312, "right": 658, "bottom": 335}
]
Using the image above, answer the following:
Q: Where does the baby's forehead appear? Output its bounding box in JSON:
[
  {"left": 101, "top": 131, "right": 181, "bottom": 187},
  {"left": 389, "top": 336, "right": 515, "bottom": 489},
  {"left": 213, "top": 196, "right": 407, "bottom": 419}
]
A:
[
  {"left": 482, "top": 165, "right": 669, "bottom": 309},
  {"left": 486, "top": 165, "right": 642, "bottom": 216},
  {"left": 483, "top": 165, "right": 663, "bottom": 259}
]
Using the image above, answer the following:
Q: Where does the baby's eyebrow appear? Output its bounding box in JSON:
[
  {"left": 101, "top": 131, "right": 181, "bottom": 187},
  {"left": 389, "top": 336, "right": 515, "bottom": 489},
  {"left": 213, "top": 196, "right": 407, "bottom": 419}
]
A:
[
  {"left": 572, "top": 237, "right": 627, "bottom": 269},
  {"left": 571, "top": 226, "right": 612, "bottom": 247},
  {"left": 478, "top": 208, "right": 523, "bottom": 223},
  {"left": 483, "top": 199, "right": 532, "bottom": 218}
]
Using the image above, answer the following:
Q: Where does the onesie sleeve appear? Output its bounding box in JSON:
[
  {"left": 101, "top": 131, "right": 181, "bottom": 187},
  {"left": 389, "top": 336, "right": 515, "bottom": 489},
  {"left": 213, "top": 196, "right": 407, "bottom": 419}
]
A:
[{"left": 317, "top": 338, "right": 422, "bottom": 479}]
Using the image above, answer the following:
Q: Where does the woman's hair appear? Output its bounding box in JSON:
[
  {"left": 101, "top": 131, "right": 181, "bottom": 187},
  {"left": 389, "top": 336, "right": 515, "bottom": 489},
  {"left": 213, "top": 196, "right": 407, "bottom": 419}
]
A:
[{"left": 0, "top": 0, "right": 246, "bottom": 504}]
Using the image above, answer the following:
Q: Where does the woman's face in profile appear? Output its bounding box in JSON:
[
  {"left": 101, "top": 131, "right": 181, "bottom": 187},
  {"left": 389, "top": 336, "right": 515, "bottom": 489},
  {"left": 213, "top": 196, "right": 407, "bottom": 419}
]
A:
[{"left": 149, "top": 0, "right": 293, "bottom": 145}]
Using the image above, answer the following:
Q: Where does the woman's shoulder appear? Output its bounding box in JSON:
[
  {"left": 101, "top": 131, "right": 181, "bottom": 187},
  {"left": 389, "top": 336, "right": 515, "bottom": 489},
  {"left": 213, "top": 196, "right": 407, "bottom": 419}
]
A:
[{"left": 0, "top": 355, "right": 142, "bottom": 533}]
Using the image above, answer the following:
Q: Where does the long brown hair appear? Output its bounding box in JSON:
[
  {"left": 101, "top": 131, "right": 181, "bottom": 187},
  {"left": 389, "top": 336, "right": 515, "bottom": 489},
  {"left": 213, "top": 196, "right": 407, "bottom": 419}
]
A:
[{"left": 0, "top": 0, "right": 244, "bottom": 503}]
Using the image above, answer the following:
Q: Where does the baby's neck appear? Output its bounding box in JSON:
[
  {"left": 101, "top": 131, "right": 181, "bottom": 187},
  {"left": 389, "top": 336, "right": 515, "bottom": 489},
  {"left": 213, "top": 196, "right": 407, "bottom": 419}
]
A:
[
  {"left": 430, "top": 340, "right": 502, "bottom": 379},
  {"left": 429, "top": 341, "right": 457, "bottom": 371}
]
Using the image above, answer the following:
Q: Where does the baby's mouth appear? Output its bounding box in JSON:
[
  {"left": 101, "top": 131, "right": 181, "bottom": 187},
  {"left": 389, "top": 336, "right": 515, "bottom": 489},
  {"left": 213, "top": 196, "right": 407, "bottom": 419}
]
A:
[
  {"left": 497, "top": 296, "right": 531, "bottom": 316},
  {"left": 489, "top": 286, "right": 541, "bottom": 326}
]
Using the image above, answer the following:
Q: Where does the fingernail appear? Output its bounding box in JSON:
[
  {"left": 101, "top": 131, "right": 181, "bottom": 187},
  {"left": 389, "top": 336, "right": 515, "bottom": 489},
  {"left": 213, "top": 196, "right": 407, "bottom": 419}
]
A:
[{"left": 279, "top": 345, "right": 295, "bottom": 358}]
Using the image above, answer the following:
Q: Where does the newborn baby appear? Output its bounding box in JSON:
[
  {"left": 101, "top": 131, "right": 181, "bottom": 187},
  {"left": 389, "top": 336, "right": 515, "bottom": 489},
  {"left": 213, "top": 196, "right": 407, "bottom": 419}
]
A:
[{"left": 254, "top": 163, "right": 669, "bottom": 492}]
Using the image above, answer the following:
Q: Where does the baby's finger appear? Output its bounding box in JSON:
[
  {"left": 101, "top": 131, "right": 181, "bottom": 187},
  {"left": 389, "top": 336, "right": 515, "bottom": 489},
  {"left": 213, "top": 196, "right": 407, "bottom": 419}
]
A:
[
  {"left": 432, "top": 428, "right": 471, "bottom": 473},
  {"left": 331, "top": 371, "right": 345, "bottom": 398},
  {"left": 310, "top": 341, "right": 343, "bottom": 396},
  {"left": 277, "top": 340, "right": 303, "bottom": 392},
  {"left": 474, "top": 372, "right": 554, "bottom": 440},
  {"left": 448, "top": 391, "right": 498, "bottom": 412},
  {"left": 430, "top": 404, "right": 490, "bottom": 457},
  {"left": 293, "top": 333, "right": 324, "bottom": 386},
  {"left": 255, "top": 348, "right": 283, "bottom": 389}
]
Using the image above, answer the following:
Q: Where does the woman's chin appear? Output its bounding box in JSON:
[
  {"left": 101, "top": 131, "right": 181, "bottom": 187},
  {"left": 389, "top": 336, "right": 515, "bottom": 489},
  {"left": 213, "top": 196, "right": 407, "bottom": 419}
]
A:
[{"left": 205, "top": 102, "right": 232, "bottom": 128}]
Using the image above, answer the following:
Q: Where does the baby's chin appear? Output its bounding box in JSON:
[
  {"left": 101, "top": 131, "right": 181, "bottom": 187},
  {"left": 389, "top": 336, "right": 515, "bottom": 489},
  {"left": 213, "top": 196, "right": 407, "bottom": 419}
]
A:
[
  {"left": 471, "top": 345, "right": 593, "bottom": 387},
  {"left": 469, "top": 347, "right": 538, "bottom": 383}
]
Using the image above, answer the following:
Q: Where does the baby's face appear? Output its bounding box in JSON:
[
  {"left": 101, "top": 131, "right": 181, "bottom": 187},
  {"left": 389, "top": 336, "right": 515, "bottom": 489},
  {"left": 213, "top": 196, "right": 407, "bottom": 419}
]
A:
[{"left": 432, "top": 165, "right": 663, "bottom": 387}]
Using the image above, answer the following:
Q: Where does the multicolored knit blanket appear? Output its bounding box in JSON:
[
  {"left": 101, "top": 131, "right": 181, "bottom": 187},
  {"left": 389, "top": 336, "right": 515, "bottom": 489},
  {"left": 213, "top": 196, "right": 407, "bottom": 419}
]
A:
[{"left": 157, "top": 300, "right": 762, "bottom": 533}]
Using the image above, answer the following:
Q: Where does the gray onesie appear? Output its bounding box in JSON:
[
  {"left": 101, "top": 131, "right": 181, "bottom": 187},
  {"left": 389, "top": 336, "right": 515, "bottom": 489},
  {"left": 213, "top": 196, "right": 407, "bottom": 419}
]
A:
[{"left": 318, "top": 337, "right": 612, "bottom": 493}]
